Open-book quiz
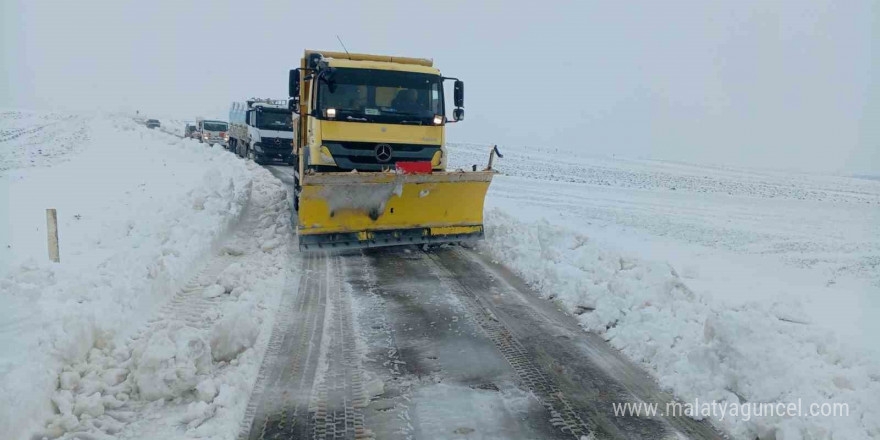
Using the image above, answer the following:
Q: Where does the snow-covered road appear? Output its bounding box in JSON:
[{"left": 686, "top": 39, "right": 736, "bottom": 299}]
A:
[{"left": 252, "top": 165, "right": 722, "bottom": 439}]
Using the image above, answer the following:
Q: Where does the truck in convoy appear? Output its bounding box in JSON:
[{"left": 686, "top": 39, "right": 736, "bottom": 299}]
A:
[
  {"left": 195, "top": 118, "right": 228, "bottom": 147},
  {"left": 184, "top": 123, "right": 198, "bottom": 139},
  {"left": 288, "top": 50, "right": 498, "bottom": 250},
  {"left": 228, "top": 99, "right": 295, "bottom": 164}
]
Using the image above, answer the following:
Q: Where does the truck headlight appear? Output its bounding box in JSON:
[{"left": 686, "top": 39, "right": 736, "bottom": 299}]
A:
[
  {"left": 324, "top": 108, "right": 337, "bottom": 119},
  {"left": 433, "top": 115, "right": 444, "bottom": 125}
]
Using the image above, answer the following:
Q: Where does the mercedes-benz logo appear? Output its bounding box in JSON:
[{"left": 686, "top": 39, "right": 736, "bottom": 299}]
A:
[{"left": 374, "top": 144, "right": 392, "bottom": 163}]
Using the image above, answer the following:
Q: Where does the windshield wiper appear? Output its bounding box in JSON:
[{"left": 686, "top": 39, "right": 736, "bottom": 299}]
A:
[
  {"left": 400, "top": 120, "right": 423, "bottom": 125},
  {"left": 346, "top": 116, "right": 368, "bottom": 122}
]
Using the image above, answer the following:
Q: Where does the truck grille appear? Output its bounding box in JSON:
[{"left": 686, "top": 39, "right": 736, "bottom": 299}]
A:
[
  {"left": 261, "top": 137, "right": 291, "bottom": 148},
  {"left": 322, "top": 141, "right": 440, "bottom": 171}
]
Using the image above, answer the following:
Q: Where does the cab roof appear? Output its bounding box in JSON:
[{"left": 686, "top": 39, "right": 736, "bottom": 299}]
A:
[
  {"left": 251, "top": 102, "right": 287, "bottom": 109},
  {"left": 305, "top": 50, "right": 440, "bottom": 75},
  {"left": 325, "top": 58, "right": 440, "bottom": 75}
]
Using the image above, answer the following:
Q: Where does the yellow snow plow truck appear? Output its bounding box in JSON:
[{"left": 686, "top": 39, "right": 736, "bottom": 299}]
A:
[{"left": 289, "top": 50, "right": 498, "bottom": 250}]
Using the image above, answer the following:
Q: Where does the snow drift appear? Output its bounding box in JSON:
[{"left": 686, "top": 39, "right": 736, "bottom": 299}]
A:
[{"left": 480, "top": 209, "right": 880, "bottom": 439}]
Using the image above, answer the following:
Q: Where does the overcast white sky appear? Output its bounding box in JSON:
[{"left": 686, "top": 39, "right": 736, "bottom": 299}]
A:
[{"left": 2, "top": 0, "right": 877, "bottom": 174}]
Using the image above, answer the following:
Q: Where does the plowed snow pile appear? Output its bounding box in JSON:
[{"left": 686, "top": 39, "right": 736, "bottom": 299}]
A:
[{"left": 0, "top": 111, "right": 292, "bottom": 439}]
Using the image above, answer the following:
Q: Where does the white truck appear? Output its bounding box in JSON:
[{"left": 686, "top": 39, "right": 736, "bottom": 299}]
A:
[
  {"left": 227, "top": 99, "right": 295, "bottom": 164},
  {"left": 195, "top": 117, "right": 229, "bottom": 147}
]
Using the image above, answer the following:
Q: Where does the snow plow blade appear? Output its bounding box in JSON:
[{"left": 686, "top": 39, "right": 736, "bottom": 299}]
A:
[{"left": 297, "top": 171, "right": 494, "bottom": 250}]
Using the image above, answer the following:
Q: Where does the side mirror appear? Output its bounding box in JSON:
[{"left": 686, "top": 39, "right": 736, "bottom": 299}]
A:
[
  {"left": 454, "top": 80, "right": 464, "bottom": 108},
  {"left": 453, "top": 108, "right": 465, "bottom": 122},
  {"left": 289, "top": 69, "right": 300, "bottom": 98}
]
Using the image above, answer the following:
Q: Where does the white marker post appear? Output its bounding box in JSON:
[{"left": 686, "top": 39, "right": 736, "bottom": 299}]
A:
[{"left": 46, "top": 208, "right": 60, "bottom": 263}]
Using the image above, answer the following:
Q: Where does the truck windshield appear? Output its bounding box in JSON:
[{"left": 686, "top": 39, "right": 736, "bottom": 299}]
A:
[
  {"left": 257, "top": 111, "right": 293, "bottom": 131},
  {"left": 318, "top": 68, "right": 443, "bottom": 123},
  {"left": 203, "top": 121, "right": 227, "bottom": 131}
]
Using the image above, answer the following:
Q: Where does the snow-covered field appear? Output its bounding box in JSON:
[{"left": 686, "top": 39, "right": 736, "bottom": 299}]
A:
[
  {"left": 1, "top": 110, "right": 292, "bottom": 439},
  {"left": 448, "top": 143, "right": 880, "bottom": 439}
]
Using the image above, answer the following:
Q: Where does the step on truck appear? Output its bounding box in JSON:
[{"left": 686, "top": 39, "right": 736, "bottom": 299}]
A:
[
  {"left": 289, "top": 50, "right": 498, "bottom": 250},
  {"left": 228, "top": 99, "right": 296, "bottom": 164}
]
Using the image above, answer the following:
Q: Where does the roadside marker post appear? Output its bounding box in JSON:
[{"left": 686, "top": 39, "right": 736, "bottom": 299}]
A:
[{"left": 46, "top": 208, "right": 60, "bottom": 263}]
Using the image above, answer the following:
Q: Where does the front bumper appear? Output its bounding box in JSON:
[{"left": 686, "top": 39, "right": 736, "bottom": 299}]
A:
[
  {"left": 299, "top": 226, "right": 483, "bottom": 251},
  {"left": 254, "top": 143, "right": 293, "bottom": 160}
]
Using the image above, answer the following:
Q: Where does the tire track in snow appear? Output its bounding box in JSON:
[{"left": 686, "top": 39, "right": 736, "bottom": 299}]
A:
[
  {"left": 427, "top": 247, "right": 724, "bottom": 440},
  {"left": 308, "top": 254, "right": 370, "bottom": 439},
  {"left": 242, "top": 251, "right": 328, "bottom": 440},
  {"left": 242, "top": 252, "right": 374, "bottom": 440},
  {"left": 343, "top": 251, "right": 415, "bottom": 439},
  {"left": 423, "top": 250, "right": 592, "bottom": 439}
]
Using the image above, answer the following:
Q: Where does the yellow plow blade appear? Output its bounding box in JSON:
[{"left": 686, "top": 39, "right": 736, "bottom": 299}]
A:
[{"left": 297, "top": 171, "right": 494, "bottom": 250}]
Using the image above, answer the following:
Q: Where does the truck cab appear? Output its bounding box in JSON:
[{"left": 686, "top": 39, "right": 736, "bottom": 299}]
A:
[
  {"left": 197, "top": 119, "right": 228, "bottom": 147},
  {"left": 289, "top": 50, "right": 465, "bottom": 175},
  {"left": 228, "top": 100, "right": 295, "bottom": 164}
]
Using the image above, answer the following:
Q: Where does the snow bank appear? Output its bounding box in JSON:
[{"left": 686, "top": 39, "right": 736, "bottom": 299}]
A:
[
  {"left": 132, "top": 324, "right": 214, "bottom": 401},
  {"left": 33, "top": 160, "right": 292, "bottom": 439},
  {"left": 210, "top": 304, "right": 260, "bottom": 363},
  {"left": 0, "top": 114, "right": 258, "bottom": 439},
  {"left": 481, "top": 209, "right": 880, "bottom": 439}
]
